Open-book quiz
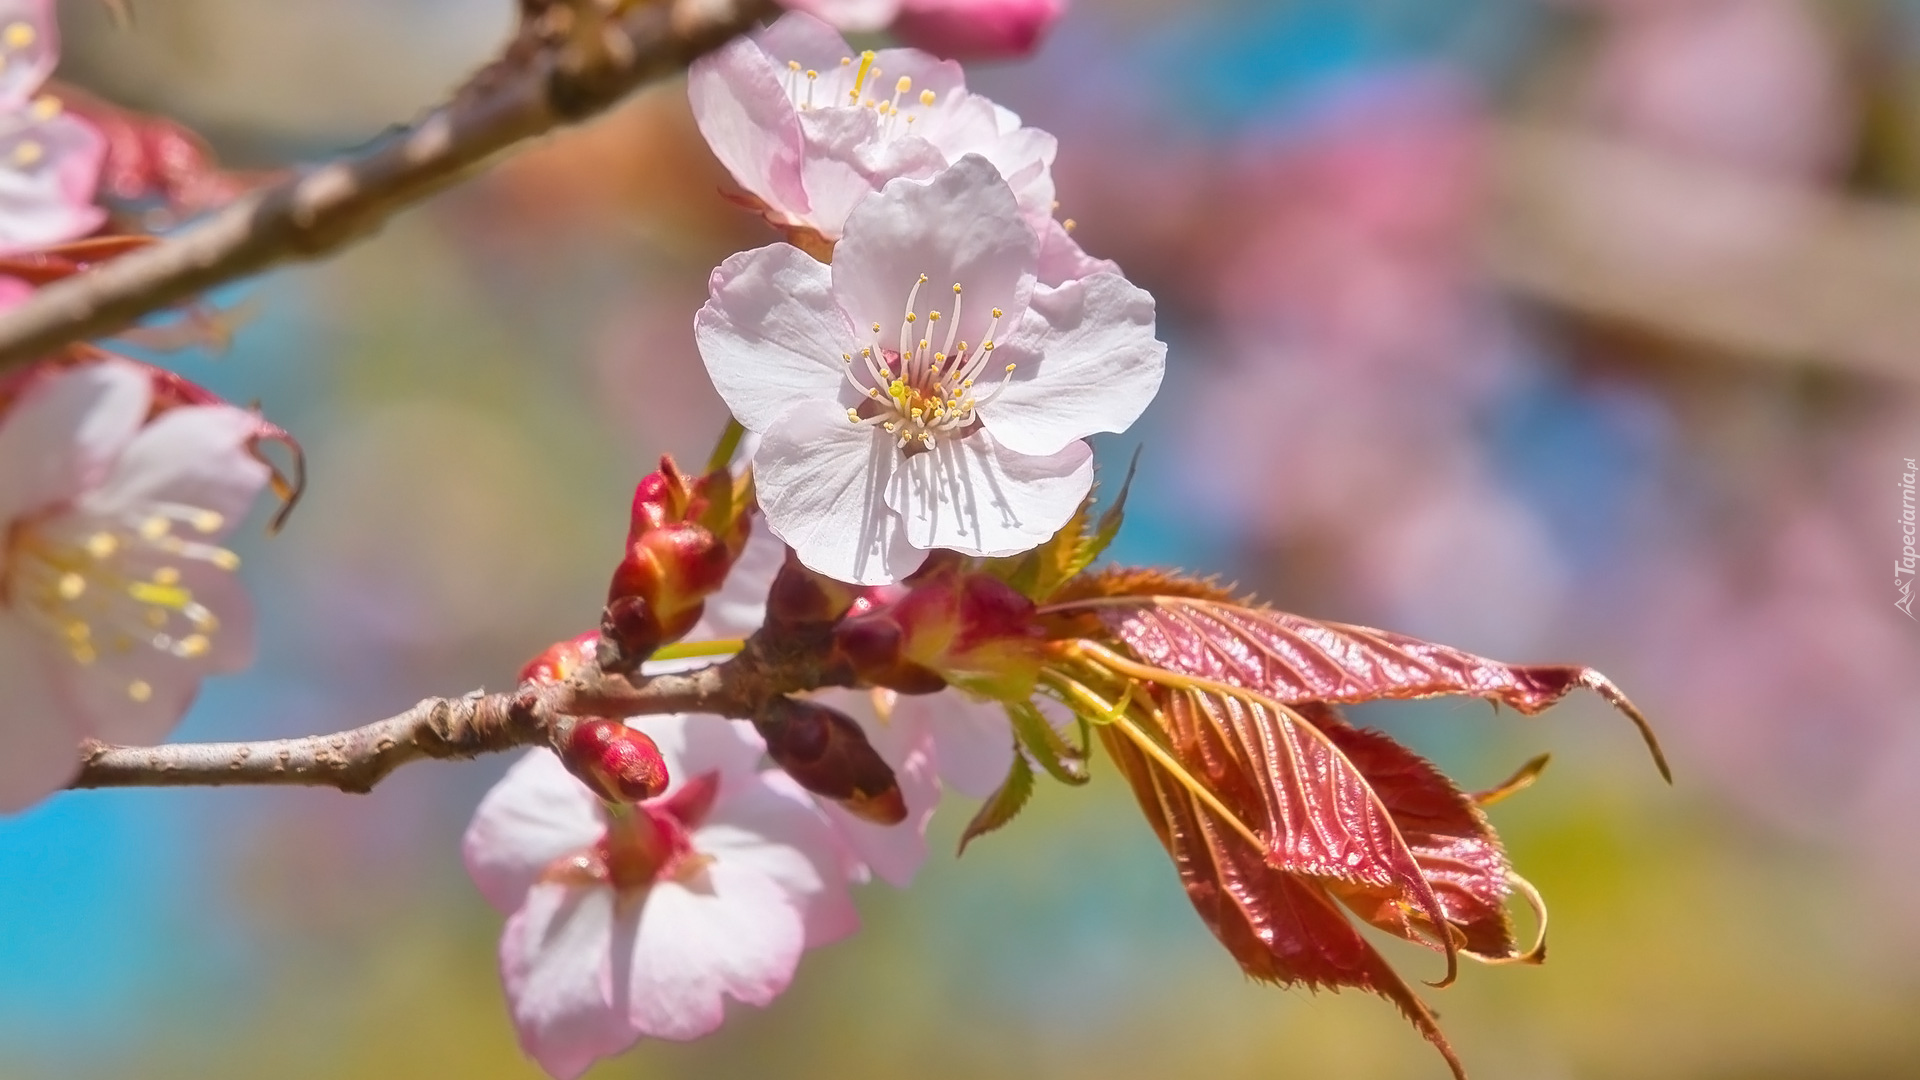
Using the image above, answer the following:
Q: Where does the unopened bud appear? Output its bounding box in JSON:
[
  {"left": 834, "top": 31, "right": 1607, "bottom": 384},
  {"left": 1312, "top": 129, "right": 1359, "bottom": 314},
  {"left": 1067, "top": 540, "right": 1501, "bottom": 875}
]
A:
[
  {"left": 598, "top": 594, "right": 660, "bottom": 676},
  {"left": 754, "top": 696, "right": 906, "bottom": 824},
  {"left": 563, "top": 719, "right": 671, "bottom": 803},
  {"left": 606, "top": 455, "right": 753, "bottom": 653},
  {"left": 833, "top": 567, "right": 1045, "bottom": 700},
  {"left": 764, "top": 548, "right": 860, "bottom": 628},
  {"left": 521, "top": 630, "right": 599, "bottom": 684}
]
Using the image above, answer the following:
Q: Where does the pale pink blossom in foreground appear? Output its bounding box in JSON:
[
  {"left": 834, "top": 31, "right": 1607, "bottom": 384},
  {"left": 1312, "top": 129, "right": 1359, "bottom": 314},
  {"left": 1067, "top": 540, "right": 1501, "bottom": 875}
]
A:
[
  {"left": 696, "top": 155, "right": 1164, "bottom": 585},
  {"left": 0, "top": 0, "right": 106, "bottom": 253},
  {"left": 0, "top": 359, "right": 269, "bottom": 811},
  {"left": 464, "top": 716, "right": 858, "bottom": 1079},
  {"left": 689, "top": 11, "right": 1100, "bottom": 282},
  {"left": 893, "top": 0, "right": 1066, "bottom": 61}
]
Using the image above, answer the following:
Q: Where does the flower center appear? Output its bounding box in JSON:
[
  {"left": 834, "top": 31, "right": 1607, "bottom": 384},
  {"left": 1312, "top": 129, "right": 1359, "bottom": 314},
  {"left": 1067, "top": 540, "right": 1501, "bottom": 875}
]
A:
[
  {"left": 781, "top": 50, "right": 940, "bottom": 133},
  {"left": 840, "top": 275, "right": 1017, "bottom": 453},
  {"left": 0, "top": 504, "right": 239, "bottom": 700},
  {"left": 542, "top": 771, "right": 723, "bottom": 894}
]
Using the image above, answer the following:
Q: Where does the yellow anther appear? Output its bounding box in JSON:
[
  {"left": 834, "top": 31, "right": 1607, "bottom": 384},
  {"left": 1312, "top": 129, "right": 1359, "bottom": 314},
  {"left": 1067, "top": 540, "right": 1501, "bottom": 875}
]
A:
[
  {"left": 210, "top": 550, "right": 240, "bottom": 571},
  {"left": 191, "top": 510, "right": 224, "bottom": 533},
  {"left": 929, "top": 311, "right": 941, "bottom": 321},
  {"left": 984, "top": 341, "right": 995, "bottom": 350},
  {"left": 139, "top": 517, "right": 170, "bottom": 541},
  {"left": 840, "top": 56, "right": 852, "bottom": 66},
  {"left": 871, "top": 322, "right": 881, "bottom": 333},
  {"left": 127, "top": 680, "right": 152, "bottom": 703},
  {"left": 906, "top": 313, "right": 917, "bottom": 323},
  {"left": 30, "top": 96, "right": 58, "bottom": 120},
  {"left": 847, "top": 408, "right": 860, "bottom": 423},
  {"left": 56, "top": 573, "right": 85, "bottom": 600},
  {"left": 1063, "top": 218, "right": 1078, "bottom": 232},
  {"left": 934, "top": 352, "right": 947, "bottom": 362},
  {"left": 13, "top": 141, "right": 42, "bottom": 167},
  {"left": 1005, "top": 364, "right": 1016, "bottom": 373},
  {"left": 851, "top": 50, "right": 876, "bottom": 98},
  {"left": 175, "top": 635, "right": 210, "bottom": 659},
  {"left": 952, "top": 283, "right": 962, "bottom": 294},
  {"left": 5, "top": 22, "right": 35, "bottom": 49},
  {"left": 85, "top": 533, "right": 117, "bottom": 559},
  {"left": 129, "top": 580, "right": 189, "bottom": 609},
  {"left": 806, "top": 69, "right": 818, "bottom": 80},
  {"left": 152, "top": 567, "right": 181, "bottom": 586},
  {"left": 789, "top": 60, "right": 802, "bottom": 71},
  {"left": 920, "top": 89, "right": 936, "bottom": 107},
  {"left": 896, "top": 76, "right": 912, "bottom": 94}
]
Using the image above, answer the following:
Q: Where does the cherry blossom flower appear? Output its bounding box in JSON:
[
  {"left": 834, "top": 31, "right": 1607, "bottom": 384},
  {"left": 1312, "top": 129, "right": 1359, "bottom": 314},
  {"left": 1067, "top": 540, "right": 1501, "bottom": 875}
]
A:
[
  {"left": 695, "top": 154, "right": 1164, "bottom": 585},
  {"left": 0, "top": 359, "right": 270, "bottom": 811},
  {"left": 0, "top": 0, "right": 107, "bottom": 253},
  {"left": 463, "top": 716, "right": 858, "bottom": 1079},
  {"left": 688, "top": 11, "right": 1099, "bottom": 280}
]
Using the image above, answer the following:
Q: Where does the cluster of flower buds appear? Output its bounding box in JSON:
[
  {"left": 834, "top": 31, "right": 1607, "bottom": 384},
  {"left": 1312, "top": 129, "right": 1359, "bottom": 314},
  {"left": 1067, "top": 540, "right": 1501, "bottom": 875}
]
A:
[
  {"left": 833, "top": 560, "right": 1047, "bottom": 701},
  {"left": 600, "top": 455, "right": 752, "bottom": 673},
  {"left": 519, "top": 634, "right": 673, "bottom": 805}
]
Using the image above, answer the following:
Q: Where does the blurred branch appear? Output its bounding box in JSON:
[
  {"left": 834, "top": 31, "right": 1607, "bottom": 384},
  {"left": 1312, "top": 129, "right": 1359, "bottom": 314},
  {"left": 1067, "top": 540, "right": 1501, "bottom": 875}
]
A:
[
  {"left": 0, "top": 0, "right": 775, "bottom": 368},
  {"left": 1484, "top": 121, "right": 1920, "bottom": 384}
]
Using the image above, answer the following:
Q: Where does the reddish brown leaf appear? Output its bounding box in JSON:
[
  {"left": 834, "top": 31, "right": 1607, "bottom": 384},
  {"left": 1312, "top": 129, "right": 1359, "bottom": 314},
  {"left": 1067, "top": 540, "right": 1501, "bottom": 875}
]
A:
[
  {"left": 1079, "top": 594, "right": 1669, "bottom": 781},
  {"left": 1100, "top": 725, "right": 1468, "bottom": 1080},
  {"left": 1297, "top": 702, "right": 1534, "bottom": 963}
]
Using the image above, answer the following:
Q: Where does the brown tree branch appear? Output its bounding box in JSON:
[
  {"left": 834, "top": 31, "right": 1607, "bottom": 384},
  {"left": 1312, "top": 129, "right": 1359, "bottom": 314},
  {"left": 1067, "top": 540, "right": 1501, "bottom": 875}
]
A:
[
  {"left": 0, "top": 0, "right": 776, "bottom": 368},
  {"left": 65, "top": 622, "right": 845, "bottom": 793}
]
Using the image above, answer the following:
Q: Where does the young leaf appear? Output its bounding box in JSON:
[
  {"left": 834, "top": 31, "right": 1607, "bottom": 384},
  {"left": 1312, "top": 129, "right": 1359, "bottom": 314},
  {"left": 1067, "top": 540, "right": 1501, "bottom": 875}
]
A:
[
  {"left": 1065, "top": 445, "right": 1140, "bottom": 579},
  {"left": 957, "top": 752, "right": 1035, "bottom": 856},
  {"left": 1075, "top": 594, "right": 1669, "bottom": 781},
  {"left": 1005, "top": 699, "right": 1089, "bottom": 785},
  {"left": 1098, "top": 725, "right": 1468, "bottom": 1080}
]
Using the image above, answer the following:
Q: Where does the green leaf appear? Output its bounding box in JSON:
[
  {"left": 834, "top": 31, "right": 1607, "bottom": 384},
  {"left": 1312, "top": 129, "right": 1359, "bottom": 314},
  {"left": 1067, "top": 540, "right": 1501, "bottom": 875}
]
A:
[
  {"left": 1068, "top": 446, "right": 1140, "bottom": 579},
  {"left": 1006, "top": 699, "right": 1090, "bottom": 786},
  {"left": 957, "top": 752, "right": 1035, "bottom": 856}
]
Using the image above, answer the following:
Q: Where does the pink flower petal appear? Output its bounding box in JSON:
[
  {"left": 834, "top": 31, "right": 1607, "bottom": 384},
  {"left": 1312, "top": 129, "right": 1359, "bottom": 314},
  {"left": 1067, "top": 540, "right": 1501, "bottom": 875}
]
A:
[
  {"left": 0, "top": 359, "right": 149, "bottom": 525},
  {"left": 983, "top": 272, "right": 1165, "bottom": 457},
  {"left": 696, "top": 243, "right": 851, "bottom": 432},
  {"left": 887, "top": 424, "right": 1093, "bottom": 557},
  {"left": 687, "top": 36, "right": 812, "bottom": 221},
  {"left": 777, "top": 0, "right": 900, "bottom": 34},
  {"left": 698, "top": 768, "right": 861, "bottom": 946},
  {"left": 0, "top": 616, "right": 81, "bottom": 812},
  {"left": 0, "top": 2, "right": 59, "bottom": 108},
  {"left": 625, "top": 860, "right": 809, "bottom": 1040},
  {"left": 465, "top": 750, "right": 605, "bottom": 914},
  {"left": 0, "top": 109, "right": 107, "bottom": 254},
  {"left": 754, "top": 396, "right": 925, "bottom": 585},
  {"left": 80, "top": 404, "right": 272, "bottom": 530},
  {"left": 812, "top": 687, "right": 939, "bottom": 886},
  {"left": 831, "top": 154, "right": 1038, "bottom": 358},
  {"left": 901, "top": 691, "right": 1015, "bottom": 799},
  {"left": 1035, "top": 216, "right": 1119, "bottom": 287},
  {"left": 503, "top": 883, "right": 635, "bottom": 1080}
]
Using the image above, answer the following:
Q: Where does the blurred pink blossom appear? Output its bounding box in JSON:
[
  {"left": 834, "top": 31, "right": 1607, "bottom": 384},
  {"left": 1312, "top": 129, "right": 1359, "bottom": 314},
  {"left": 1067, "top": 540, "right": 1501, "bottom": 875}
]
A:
[
  {"left": 893, "top": 0, "right": 1067, "bottom": 61},
  {"left": 464, "top": 717, "right": 857, "bottom": 1079},
  {"left": 0, "top": 0, "right": 106, "bottom": 253}
]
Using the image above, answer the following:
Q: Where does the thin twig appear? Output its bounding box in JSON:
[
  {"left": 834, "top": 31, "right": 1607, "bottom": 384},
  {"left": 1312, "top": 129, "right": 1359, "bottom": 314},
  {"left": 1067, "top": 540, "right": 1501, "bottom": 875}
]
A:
[
  {"left": 0, "top": 0, "right": 775, "bottom": 367},
  {"left": 64, "top": 634, "right": 807, "bottom": 793}
]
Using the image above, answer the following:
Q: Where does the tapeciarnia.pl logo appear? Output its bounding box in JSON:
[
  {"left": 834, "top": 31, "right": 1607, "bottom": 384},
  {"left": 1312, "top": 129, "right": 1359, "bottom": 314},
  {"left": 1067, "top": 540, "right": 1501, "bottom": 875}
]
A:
[{"left": 1899, "top": 457, "right": 1917, "bottom": 620}]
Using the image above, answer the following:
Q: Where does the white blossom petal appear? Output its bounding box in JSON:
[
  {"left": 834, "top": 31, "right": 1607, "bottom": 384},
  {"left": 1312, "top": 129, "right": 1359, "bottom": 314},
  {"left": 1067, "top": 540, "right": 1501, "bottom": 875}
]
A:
[
  {"left": 754, "top": 397, "right": 925, "bottom": 586},
  {"left": 697, "top": 769, "right": 860, "bottom": 946},
  {"left": 625, "top": 859, "right": 808, "bottom": 1040},
  {"left": 982, "top": 272, "right": 1166, "bottom": 457},
  {"left": 831, "top": 154, "right": 1037, "bottom": 354},
  {"left": 0, "top": 109, "right": 106, "bottom": 254},
  {"left": 696, "top": 244, "right": 852, "bottom": 432},
  {"left": 888, "top": 425, "right": 1093, "bottom": 557},
  {"left": 754, "top": 9, "right": 857, "bottom": 66},
  {"left": 0, "top": 616, "right": 80, "bottom": 812},
  {"left": 80, "top": 404, "right": 272, "bottom": 529},
  {"left": 779, "top": 0, "right": 900, "bottom": 33},
  {"left": 687, "top": 37, "right": 813, "bottom": 221},
  {"left": 900, "top": 690, "right": 1016, "bottom": 799},
  {"left": 1035, "top": 216, "right": 1120, "bottom": 287},
  {"left": 0, "top": 360, "right": 149, "bottom": 526},
  {"left": 0, "top": 2, "right": 58, "bottom": 108},
  {"left": 795, "top": 107, "right": 946, "bottom": 238},
  {"left": 465, "top": 750, "right": 605, "bottom": 914},
  {"left": 632, "top": 714, "right": 767, "bottom": 793},
  {"left": 502, "top": 883, "right": 634, "bottom": 1080}
]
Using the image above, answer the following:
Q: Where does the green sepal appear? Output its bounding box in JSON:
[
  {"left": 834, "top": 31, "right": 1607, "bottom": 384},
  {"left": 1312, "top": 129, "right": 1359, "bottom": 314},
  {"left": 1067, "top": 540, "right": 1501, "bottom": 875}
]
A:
[
  {"left": 957, "top": 752, "right": 1035, "bottom": 856},
  {"left": 1006, "top": 699, "right": 1089, "bottom": 786}
]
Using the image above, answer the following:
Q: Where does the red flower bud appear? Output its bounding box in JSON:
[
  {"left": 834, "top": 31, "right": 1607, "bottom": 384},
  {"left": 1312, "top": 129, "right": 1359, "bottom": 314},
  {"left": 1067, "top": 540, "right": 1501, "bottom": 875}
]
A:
[
  {"left": 754, "top": 696, "right": 906, "bottom": 824},
  {"left": 597, "top": 595, "right": 661, "bottom": 676},
  {"left": 605, "top": 455, "right": 753, "bottom": 657},
  {"left": 764, "top": 548, "right": 861, "bottom": 628},
  {"left": 520, "top": 630, "right": 600, "bottom": 684},
  {"left": 833, "top": 566, "right": 1046, "bottom": 700},
  {"left": 562, "top": 719, "right": 671, "bottom": 804}
]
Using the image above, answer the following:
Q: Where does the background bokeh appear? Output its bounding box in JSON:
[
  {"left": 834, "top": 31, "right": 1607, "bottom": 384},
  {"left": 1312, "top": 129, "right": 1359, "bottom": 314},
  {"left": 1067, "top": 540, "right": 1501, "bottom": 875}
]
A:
[{"left": 5, "top": 0, "right": 1919, "bottom": 1077}]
